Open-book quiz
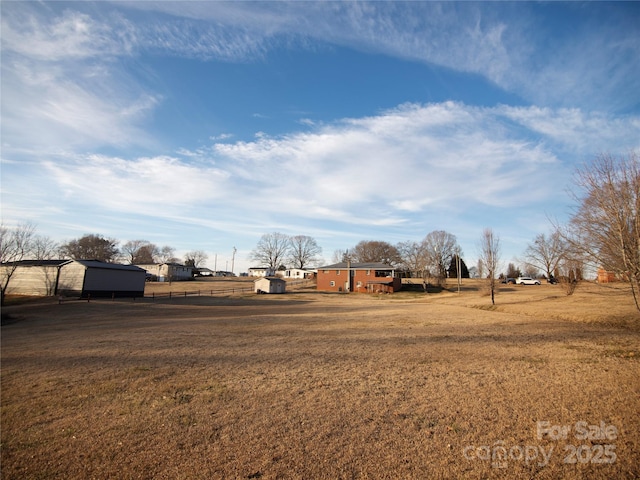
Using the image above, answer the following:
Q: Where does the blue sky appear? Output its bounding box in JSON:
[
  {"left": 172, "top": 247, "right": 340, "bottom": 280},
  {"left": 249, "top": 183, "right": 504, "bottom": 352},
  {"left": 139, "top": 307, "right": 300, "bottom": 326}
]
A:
[{"left": 1, "top": 1, "right": 639, "bottom": 274}]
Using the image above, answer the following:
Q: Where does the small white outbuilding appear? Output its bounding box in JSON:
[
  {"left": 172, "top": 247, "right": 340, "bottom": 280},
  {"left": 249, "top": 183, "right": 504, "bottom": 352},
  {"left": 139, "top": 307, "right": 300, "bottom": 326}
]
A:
[{"left": 254, "top": 276, "right": 286, "bottom": 294}]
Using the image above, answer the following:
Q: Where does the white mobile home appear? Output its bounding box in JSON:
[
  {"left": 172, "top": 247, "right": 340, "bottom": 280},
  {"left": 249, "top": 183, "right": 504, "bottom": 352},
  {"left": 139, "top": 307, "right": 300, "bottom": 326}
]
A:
[
  {"left": 278, "top": 268, "right": 316, "bottom": 279},
  {"left": 249, "top": 267, "right": 276, "bottom": 277},
  {"left": 136, "top": 263, "right": 193, "bottom": 281}
]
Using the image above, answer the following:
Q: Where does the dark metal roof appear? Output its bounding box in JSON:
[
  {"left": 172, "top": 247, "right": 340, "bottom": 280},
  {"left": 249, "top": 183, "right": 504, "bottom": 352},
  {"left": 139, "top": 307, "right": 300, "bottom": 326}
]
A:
[
  {"left": 318, "top": 262, "right": 395, "bottom": 270},
  {"left": 73, "top": 260, "right": 145, "bottom": 272},
  {"left": 2, "top": 259, "right": 144, "bottom": 272},
  {"left": 1, "top": 259, "right": 70, "bottom": 267}
]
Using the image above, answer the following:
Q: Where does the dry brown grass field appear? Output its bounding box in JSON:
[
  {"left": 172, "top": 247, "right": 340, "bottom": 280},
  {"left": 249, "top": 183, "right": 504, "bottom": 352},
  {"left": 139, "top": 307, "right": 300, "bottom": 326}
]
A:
[{"left": 2, "top": 279, "right": 639, "bottom": 479}]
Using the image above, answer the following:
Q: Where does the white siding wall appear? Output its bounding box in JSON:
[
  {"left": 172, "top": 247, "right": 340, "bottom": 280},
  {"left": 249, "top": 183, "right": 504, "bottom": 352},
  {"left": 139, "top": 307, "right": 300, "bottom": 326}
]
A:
[
  {"left": 1, "top": 265, "right": 59, "bottom": 296},
  {"left": 168, "top": 265, "right": 192, "bottom": 280},
  {"left": 57, "top": 262, "right": 86, "bottom": 295},
  {"left": 136, "top": 264, "right": 192, "bottom": 281},
  {"left": 254, "top": 278, "right": 286, "bottom": 293}
]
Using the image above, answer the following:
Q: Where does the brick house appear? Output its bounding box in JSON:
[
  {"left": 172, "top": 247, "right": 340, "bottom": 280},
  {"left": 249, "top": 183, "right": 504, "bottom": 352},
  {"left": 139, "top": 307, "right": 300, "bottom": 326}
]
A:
[
  {"left": 317, "top": 262, "right": 401, "bottom": 293},
  {"left": 597, "top": 268, "right": 617, "bottom": 283}
]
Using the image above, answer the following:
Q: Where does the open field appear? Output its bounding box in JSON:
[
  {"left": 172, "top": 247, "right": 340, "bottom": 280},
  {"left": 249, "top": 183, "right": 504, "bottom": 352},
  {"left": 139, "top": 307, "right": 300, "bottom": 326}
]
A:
[{"left": 2, "top": 281, "right": 639, "bottom": 479}]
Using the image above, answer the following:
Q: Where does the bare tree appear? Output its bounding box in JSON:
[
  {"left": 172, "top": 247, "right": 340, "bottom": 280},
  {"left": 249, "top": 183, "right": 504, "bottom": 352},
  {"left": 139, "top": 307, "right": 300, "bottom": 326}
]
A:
[
  {"left": 523, "top": 231, "right": 566, "bottom": 281},
  {"left": 32, "top": 235, "right": 59, "bottom": 260},
  {"left": 288, "top": 235, "right": 322, "bottom": 269},
  {"left": 522, "top": 264, "right": 539, "bottom": 278},
  {"left": 60, "top": 234, "right": 119, "bottom": 262},
  {"left": 506, "top": 262, "right": 522, "bottom": 279},
  {"left": 156, "top": 245, "right": 177, "bottom": 264},
  {"left": 137, "top": 244, "right": 159, "bottom": 264},
  {"left": 249, "top": 232, "right": 290, "bottom": 270},
  {"left": 122, "top": 240, "right": 145, "bottom": 264},
  {"left": 397, "top": 240, "right": 428, "bottom": 278},
  {"left": 422, "top": 230, "right": 459, "bottom": 286},
  {"left": 350, "top": 240, "right": 402, "bottom": 266},
  {"left": 0, "top": 223, "right": 36, "bottom": 304},
  {"left": 184, "top": 250, "right": 208, "bottom": 268},
  {"left": 557, "top": 253, "right": 583, "bottom": 296},
  {"left": 561, "top": 152, "right": 640, "bottom": 312},
  {"left": 476, "top": 259, "right": 485, "bottom": 279},
  {"left": 331, "top": 249, "right": 348, "bottom": 264},
  {"left": 30, "top": 235, "right": 60, "bottom": 296},
  {"left": 121, "top": 240, "right": 159, "bottom": 264},
  {"left": 478, "top": 228, "right": 501, "bottom": 305}
]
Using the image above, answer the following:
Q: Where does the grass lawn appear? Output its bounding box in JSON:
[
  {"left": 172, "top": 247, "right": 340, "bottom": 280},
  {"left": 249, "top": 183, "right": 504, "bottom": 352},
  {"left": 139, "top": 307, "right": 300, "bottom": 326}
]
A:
[{"left": 2, "top": 280, "right": 639, "bottom": 479}]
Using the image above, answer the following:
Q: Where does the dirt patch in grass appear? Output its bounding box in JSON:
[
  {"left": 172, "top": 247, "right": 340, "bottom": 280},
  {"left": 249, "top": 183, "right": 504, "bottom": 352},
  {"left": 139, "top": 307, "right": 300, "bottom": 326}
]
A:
[{"left": 2, "top": 283, "right": 639, "bottom": 479}]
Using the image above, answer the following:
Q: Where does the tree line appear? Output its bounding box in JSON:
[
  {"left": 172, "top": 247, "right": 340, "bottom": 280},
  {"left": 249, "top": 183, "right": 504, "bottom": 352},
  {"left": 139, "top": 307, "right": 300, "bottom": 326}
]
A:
[{"left": 0, "top": 231, "right": 210, "bottom": 267}]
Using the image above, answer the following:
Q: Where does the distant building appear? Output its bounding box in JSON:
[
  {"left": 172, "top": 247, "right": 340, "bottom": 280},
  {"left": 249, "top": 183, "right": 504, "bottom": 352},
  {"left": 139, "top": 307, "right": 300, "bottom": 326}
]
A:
[
  {"left": 317, "top": 262, "right": 401, "bottom": 293},
  {"left": 254, "top": 276, "right": 286, "bottom": 294},
  {"left": 195, "top": 267, "right": 214, "bottom": 276},
  {"left": 1, "top": 260, "right": 146, "bottom": 298},
  {"left": 597, "top": 268, "right": 617, "bottom": 283},
  {"left": 277, "top": 268, "right": 316, "bottom": 279},
  {"left": 136, "top": 263, "right": 193, "bottom": 281},
  {"left": 214, "top": 271, "right": 236, "bottom": 277},
  {"left": 249, "top": 267, "right": 276, "bottom": 277}
]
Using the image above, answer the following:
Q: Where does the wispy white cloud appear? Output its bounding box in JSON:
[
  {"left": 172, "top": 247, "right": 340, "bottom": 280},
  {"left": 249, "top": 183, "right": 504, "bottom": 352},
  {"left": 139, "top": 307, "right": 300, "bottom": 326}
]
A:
[
  {"left": 1, "top": 57, "right": 160, "bottom": 151},
  {"left": 23, "top": 102, "right": 635, "bottom": 235},
  {"left": 1, "top": 7, "right": 136, "bottom": 60},
  {"left": 497, "top": 106, "right": 640, "bottom": 155},
  {"left": 1, "top": 100, "right": 637, "bottom": 272},
  {"left": 3, "top": 1, "right": 636, "bottom": 134},
  {"left": 209, "top": 133, "right": 234, "bottom": 142},
  {"left": 42, "top": 154, "right": 230, "bottom": 216},
  {"left": 1, "top": 4, "right": 160, "bottom": 153},
  {"left": 109, "top": 1, "right": 639, "bottom": 111}
]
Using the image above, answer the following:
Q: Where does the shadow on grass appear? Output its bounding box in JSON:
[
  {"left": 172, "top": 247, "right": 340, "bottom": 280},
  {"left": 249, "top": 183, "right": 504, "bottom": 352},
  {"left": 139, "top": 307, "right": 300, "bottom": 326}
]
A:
[
  {"left": 401, "top": 283, "right": 445, "bottom": 294},
  {"left": 1, "top": 312, "right": 20, "bottom": 326}
]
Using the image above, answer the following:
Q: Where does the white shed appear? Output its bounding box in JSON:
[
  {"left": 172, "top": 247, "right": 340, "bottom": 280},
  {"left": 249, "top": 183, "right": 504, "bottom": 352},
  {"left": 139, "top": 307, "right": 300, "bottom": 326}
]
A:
[
  {"left": 254, "top": 276, "right": 286, "bottom": 294},
  {"left": 1, "top": 260, "right": 146, "bottom": 298},
  {"left": 58, "top": 260, "right": 146, "bottom": 297}
]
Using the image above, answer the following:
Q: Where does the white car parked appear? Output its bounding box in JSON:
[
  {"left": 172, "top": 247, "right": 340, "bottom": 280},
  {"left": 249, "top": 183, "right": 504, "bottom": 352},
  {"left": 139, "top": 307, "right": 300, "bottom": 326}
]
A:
[{"left": 516, "top": 276, "right": 540, "bottom": 285}]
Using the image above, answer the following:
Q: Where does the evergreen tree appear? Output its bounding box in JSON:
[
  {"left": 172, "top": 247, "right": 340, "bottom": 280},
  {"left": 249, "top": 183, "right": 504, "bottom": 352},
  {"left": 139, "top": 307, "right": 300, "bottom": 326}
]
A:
[{"left": 447, "top": 254, "right": 470, "bottom": 278}]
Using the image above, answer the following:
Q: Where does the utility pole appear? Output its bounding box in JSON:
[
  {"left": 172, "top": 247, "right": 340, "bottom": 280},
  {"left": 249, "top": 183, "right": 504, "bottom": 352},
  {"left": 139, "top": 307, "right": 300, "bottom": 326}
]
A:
[
  {"left": 456, "top": 248, "right": 462, "bottom": 294},
  {"left": 231, "top": 247, "right": 237, "bottom": 275},
  {"left": 345, "top": 249, "right": 351, "bottom": 292}
]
